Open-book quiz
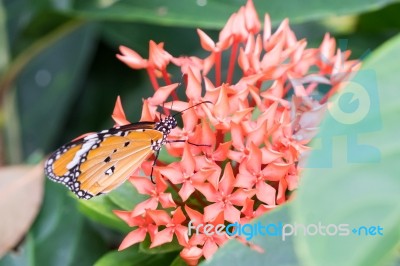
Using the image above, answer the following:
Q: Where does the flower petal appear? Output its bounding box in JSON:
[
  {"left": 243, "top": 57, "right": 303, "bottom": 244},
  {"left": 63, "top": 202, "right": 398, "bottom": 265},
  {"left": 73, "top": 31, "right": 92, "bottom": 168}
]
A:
[
  {"left": 172, "top": 207, "right": 187, "bottom": 225},
  {"left": 195, "top": 182, "right": 219, "bottom": 202},
  {"left": 158, "top": 165, "right": 184, "bottom": 184},
  {"left": 201, "top": 121, "right": 217, "bottom": 154},
  {"left": 244, "top": 0, "right": 261, "bottom": 33},
  {"left": 223, "top": 204, "right": 241, "bottom": 223},
  {"left": 241, "top": 198, "right": 255, "bottom": 217},
  {"left": 286, "top": 173, "right": 299, "bottom": 191},
  {"left": 117, "top": 45, "right": 148, "bottom": 69},
  {"left": 185, "top": 205, "right": 204, "bottom": 225},
  {"left": 230, "top": 122, "right": 245, "bottom": 150},
  {"left": 180, "top": 246, "right": 203, "bottom": 266},
  {"left": 256, "top": 181, "right": 276, "bottom": 205},
  {"left": 214, "top": 85, "right": 230, "bottom": 120},
  {"left": 262, "top": 162, "right": 290, "bottom": 181},
  {"left": 182, "top": 103, "right": 199, "bottom": 133},
  {"left": 179, "top": 181, "right": 196, "bottom": 201},
  {"left": 113, "top": 210, "right": 146, "bottom": 227},
  {"left": 197, "top": 29, "right": 216, "bottom": 51},
  {"left": 182, "top": 143, "right": 196, "bottom": 176},
  {"left": 277, "top": 177, "right": 288, "bottom": 204},
  {"left": 118, "top": 227, "right": 147, "bottom": 250},
  {"left": 186, "top": 67, "right": 202, "bottom": 100},
  {"left": 204, "top": 202, "right": 224, "bottom": 222},
  {"left": 140, "top": 100, "right": 157, "bottom": 121},
  {"left": 230, "top": 188, "right": 255, "bottom": 206},
  {"left": 246, "top": 142, "right": 262, "bottom": 174},
  {"left": 155, "top": 172, "right": 168, "bottom": 192},
  {"left": 203, "top": 239, "right": 219, "bottom": 260},
  {"left": 113, "top": 210, "right": 132, "bottom": 226},
  {"left": 159, "top": 193, "right": 177, "bottom": 209},
  {"left": 235, "top": 163, "right": 255, "bottom": 189},
  {"left": 150, "top": 227, "right": 174, "bottom": 248},
  {"left": 212, "top": 141, "right": 231, "bottom": 161},
  {"left": 175, "top": 225, "right": 189, "bottom": 246},
  {"left": 112, "top": 96, "right": 130, "bottom": 126},
  {"left": 219, "top": 163, "right": 235, "bottom": 196},
  {"left": 148, "top": 83, "right": 179, "bottom": 106},
  {"left": 147, "top": 209, "right": 171, "bottom": 225},
  {"left": 131, "top": 198, "right": 158, "bottom": 217},
  {"left": 149, "top": 41, "right": 172, "bottom": 70},
  {"left": 130, "top": 176, "right": 154, "bottom": 195}
]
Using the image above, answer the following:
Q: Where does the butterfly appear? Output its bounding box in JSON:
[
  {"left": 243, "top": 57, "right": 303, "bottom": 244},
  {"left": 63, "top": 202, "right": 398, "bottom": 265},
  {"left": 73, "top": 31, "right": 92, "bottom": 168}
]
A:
[{"left": 44, "top": 101, "right": 210, "bottom": 200}]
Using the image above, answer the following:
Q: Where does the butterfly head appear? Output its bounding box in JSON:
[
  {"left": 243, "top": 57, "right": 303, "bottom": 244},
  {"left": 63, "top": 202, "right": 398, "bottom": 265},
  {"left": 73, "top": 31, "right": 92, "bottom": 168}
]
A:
[{"left": 155, "top": 116, "right": 178, "bottom": 135}]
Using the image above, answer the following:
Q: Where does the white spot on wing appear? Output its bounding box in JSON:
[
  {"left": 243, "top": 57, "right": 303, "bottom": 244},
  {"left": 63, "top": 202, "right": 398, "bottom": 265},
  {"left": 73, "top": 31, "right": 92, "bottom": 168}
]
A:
[
  {"left": 84, "top": 133, "right": 99, "bottom": 140},
  {"left": 67, "top": 139, "right": 97, "bottom": 169}
]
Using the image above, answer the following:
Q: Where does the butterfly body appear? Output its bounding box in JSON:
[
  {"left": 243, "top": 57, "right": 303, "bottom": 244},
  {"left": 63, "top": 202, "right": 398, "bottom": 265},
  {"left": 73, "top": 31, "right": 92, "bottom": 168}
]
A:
[{"left": 45, "top": 116, "right": 177, "bottom": 199}]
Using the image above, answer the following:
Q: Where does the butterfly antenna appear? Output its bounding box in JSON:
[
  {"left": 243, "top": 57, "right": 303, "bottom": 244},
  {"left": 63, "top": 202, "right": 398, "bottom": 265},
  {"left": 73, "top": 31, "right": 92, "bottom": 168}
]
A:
[{"left": 172, "top": 101, "right": 212, "bottom": 117}]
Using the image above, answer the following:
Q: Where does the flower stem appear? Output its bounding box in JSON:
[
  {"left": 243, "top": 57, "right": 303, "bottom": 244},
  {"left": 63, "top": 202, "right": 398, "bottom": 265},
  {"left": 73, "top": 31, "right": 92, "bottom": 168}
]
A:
[
  {"left": 193, "top": 191, "right": 207, "bottom": 207},
  {"left": 226, "top": 41, "right": 239, "bottom": 84},
  {"left": 256, "top": 80, "right": 262, "bottom": 89},
  {"left": 215, "top": 130, "right": 225, "bottom": 149},
  {"left": 147, "top": 66, "right": 159, "bottom": 90},
  {"left": 215, "top": 52, "right": 222, "bottom": 87},
  {"left": 162, "top": 69, "right": 179, "bottom": 101}
]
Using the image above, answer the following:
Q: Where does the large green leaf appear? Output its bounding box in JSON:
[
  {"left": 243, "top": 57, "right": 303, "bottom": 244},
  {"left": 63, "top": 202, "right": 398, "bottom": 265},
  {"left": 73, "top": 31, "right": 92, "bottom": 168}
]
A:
[
  {"left": 78, "top": 195, "right": 131, "bottom": 233},
  {"left": 0, "top": 1, "right": 8, "bottom": 74},
  {"left": 60, "top": 0, "right": 400, "bottom": 28},
  {"left": 291, "top": 33, "right": 400, "bottom": 265},
  {"left": 139, "top": 236, "right": 183, "bottom": 255},
  {"left": 14, "top": 21, "right": 98, "bottom": 158},
  {"left": 101, "top": 22, "right": 211, "bottom": 56},
  {"left": 94, "top": 245, "right": 177, "bottom": 266}
]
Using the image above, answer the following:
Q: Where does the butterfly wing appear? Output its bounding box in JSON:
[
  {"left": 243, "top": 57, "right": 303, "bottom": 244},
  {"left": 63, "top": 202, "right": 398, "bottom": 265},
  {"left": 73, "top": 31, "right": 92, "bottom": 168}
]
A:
[{"left": 45, "top": 123, "right": 163, "bottom": 199}]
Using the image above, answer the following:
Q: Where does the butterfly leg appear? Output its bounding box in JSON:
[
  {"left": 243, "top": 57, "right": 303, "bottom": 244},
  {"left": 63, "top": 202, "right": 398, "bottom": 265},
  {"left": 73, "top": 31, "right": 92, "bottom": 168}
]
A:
[{"left": 150, "top": 149, "right": 160, "bottom": 184}]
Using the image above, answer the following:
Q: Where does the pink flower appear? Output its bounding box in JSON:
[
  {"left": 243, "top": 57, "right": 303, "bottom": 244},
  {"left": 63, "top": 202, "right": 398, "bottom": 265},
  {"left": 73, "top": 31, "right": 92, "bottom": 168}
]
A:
[
  {"left": 147, "top": 207, "right": 188, "bottom": 248},
  {"left": 185, "top": 206, "right": 229, "bottom": 259},
  {"left": 113, "top": 0, "right": 360, "bottom": 264},
  {"left": 129, "top": 172, "right": 176, "bottom": 217},
  {"left": 196, "top": 163, "right": 255, "bottom": 223},
  {"left": 114, "top": 210, "right": 157, "bottom": 250},
  {"left": 158, "top": 143, "right": 217, "bottom": 201}
]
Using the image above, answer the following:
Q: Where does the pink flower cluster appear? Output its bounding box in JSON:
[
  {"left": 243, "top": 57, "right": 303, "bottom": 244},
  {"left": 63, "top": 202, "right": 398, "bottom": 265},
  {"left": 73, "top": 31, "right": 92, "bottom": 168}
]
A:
[{"left": 112, "top": 0, "right": 359, "bottom": 264}]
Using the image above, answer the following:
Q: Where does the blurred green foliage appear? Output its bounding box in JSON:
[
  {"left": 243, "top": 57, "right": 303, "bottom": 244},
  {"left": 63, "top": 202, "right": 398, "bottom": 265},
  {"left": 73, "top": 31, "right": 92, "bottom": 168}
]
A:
[{"left": 1, "top": 0, "right": 399, "bottom": 265}]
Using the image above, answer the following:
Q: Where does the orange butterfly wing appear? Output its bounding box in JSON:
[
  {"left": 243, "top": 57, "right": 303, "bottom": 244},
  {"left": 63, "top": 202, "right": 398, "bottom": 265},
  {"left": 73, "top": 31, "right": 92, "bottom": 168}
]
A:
[{"left": 45, "top": 125, "right": 163, "bottom": 199}]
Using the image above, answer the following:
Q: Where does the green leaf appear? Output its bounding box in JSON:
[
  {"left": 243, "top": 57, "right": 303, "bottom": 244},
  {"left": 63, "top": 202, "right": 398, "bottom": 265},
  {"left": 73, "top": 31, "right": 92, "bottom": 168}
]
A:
[
  {"left": 60, "top": 0, "right": 399, "bottom": 29},
  {"left": 101, "top": 22, "right": 211, "bottom": 56},
  {"left": 32, "top": 180, "right": 108, "bottom": 266},
  {"left": 0, "top": 233, "right": 34, "bottom": 266},
  {"left": 139, "top": 235, "right": 183, "bottom": 254},
  {"left": 0, "top": 1, "right": 9, "bottom": 74},
  {"left": 78, "top": 195, "right": 131, "bottom": 233},
  {"left": 292, "top": 33, "right": 400, "bottom": 265},
  {"left": 203, "top": 204, "right": 298, "bottom": 266},
  {"left": 10, "top": 21, "right": 97, "bottom": 158},
  {"left": 107, "top": 181, "right": 148, "bottom": 210},
  {"left": 357, "top": 3, "right": 400, "bottom": 33},
  {"left": 94, "top": 246, "right": 177, "bottom": 266},
  {"left": 170, "top": 256, "right": 188, "bottom": 266}
]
